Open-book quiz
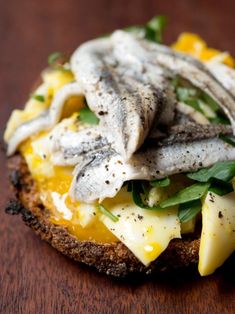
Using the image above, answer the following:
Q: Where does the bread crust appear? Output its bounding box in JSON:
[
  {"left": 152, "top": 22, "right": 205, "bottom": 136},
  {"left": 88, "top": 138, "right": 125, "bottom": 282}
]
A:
[{"left": 6, "top": 154, "right": 200, "bottom": 277}]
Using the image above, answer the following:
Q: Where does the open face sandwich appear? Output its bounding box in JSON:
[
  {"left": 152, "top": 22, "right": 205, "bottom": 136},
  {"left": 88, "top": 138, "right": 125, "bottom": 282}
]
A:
[{"left": 5, "top": 17, "right": 235, "bottom": 277}]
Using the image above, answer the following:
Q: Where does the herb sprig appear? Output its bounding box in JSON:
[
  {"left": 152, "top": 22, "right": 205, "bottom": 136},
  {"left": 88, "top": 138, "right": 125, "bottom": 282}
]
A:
[
  {"left": 173, "top": 76, "right": 230, "bottom": 125},
  {"left": 31, "top": 94, "right": 45, "bottom": 102},
  {"left": 125, "top": 15, "right": 167, "bottom": 44},
  {"left": 97, "top": 204, "right": 119, "bottom": 222},
  {"left": 79, "top": 107, "right": 99, "bottom": 125},
  {"left": 48, "top": 51, "right": 70, "bottom": 71},
  {"left": 127, "top": 161, "right": 235, "bottom": 223}
]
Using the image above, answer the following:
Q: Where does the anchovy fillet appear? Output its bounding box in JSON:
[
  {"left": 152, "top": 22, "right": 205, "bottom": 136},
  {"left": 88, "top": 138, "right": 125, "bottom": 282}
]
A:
[
  {"left": 51, "top": 126, "right": 111, "bottom": 166},
  {"left": 71, "top": 37, "right": 175, "bottom": 160},
  {"left": 112, "top": 31, "right": 235, "bottom": 133},
  {"left": 7, "top": 82, "right": 83, "bottom": 156},
  {"left": 70, "top": 125, "right": 235, "bottom": 202},
  {"left": 206, "top": 62, "right": 235, "bottom": 98}
]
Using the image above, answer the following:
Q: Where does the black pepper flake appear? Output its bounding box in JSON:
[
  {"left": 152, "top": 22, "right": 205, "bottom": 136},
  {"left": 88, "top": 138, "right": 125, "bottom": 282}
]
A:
[
  {"left": 105, "top": 180, "right": 110, "bottom": 185},
  {"left": 98, "top": 110, "right": 108, "bottom": 116},
  {"left": 137, "top": 215, "right": 143, "bottom": 221},
  {"left": 218, "top": 211, "right": 223, "bottom": 219},
  {"left": 209, "top": 192, "right": 215, "bottom": 203}
]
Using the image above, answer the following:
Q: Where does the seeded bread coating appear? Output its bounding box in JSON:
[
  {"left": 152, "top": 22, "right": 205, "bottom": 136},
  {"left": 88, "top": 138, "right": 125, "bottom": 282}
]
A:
[{"left": 6, "top": 154, "right": 200, "bottom": 277}]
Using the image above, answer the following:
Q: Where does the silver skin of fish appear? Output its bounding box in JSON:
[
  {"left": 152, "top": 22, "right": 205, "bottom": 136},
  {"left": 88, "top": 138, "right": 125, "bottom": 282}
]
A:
[
  {"left": 70, "top": 127, "right": 235, "bottom": 203},
  {"left": 51, "top": 126, "right": 111, "bottom": 166},
  {"left": 206, "top": 62, "right": 235, "bottom": 98},
  {"left": 112, "top": 31, "right": 235, "bottom": 133},
  {"left": 7, "top": 82, "right": 84, "bottom": 156},
  {"left": 70, "top": 37, "right": 174, "bottom": 161}
]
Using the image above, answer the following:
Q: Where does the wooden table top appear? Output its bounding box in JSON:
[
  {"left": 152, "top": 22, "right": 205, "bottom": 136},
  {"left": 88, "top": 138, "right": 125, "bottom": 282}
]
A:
[{"left": 0, "top": 0, "right": 235, "bottom": 313}]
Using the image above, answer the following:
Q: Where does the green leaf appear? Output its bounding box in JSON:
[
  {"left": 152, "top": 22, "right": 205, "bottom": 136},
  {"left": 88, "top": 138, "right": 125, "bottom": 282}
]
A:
[
  {"left": 159, "top": 182, "right": 210, "bottom": 208},
  {"left": 124, "top": 26, "right": 144, "bottom": 35},
  {"left": 219, "top": 134, "right": 235, "bottom": 147},
  {"left": 131, "top": 181, "right": 161, "bottom": 210},
  {"left": 48, "top": 52, "right": 65, "bottom": 65},
  {"left": 209, "top": 116, "right": 230, "bottom": 125},
  {"left": 176, "top": 87, "right": 197, "bottom": 102},
  {"left": 208, "top": 179, "right": 233, "bottom": 196},
  {"left": 150, "top": 177, "right": 170, "bottom": 187},
  {"left": 97, "top": 204, "right": 119, "bottom": 222},
  {"left": 31, "top": 94, "right": 45, "bottom": 102},
  {"left": 146, "top": 15, "right": 167, "bottom": 43},
  {"left": 178, "top": 199, "right": 202, "bottom": 223},
  {"left": 187, "top": 161, "right": 235, "bottom": 183},
  {"left": 201, "top": 92, "right": 220, "bottom": 112},
  {"left": 174, "top": 78, "right": 230, "bottom": 125},
  {"left": 79, "top": 107, "right": 99, "bottom": 125},
  {"left": 125, "top": 15, "right": 167, "bottom": 44}
]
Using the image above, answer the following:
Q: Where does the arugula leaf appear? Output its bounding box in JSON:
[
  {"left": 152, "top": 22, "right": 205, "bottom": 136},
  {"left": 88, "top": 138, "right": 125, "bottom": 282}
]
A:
[
  {"left": 150, "top": 177, "right": 170, "bottom": 187},
  {"left": 97, "top": 204, "right": 119, "bottom": 222},
  {"left": 219, "top": 134, "right": 235, "bottom": 147},
  {"left": 159, "top": 182, "right": 210, "bottom": 208},
  {"left": 79, "top": 107, "right": 99, "bottom": 125},
  {"left": 125, "top": 15, "right": 167, "bottom": 44},
  {"left": 48, "top": 51, "right": 70, "bottom": 72},
  {"left": 176, "top": 87, "right": 197, "bottom": 102},
  {"left": 31, "top": 94, "right": 45, "bottom": 102},
  {"left": 173, "top": 77, "right": 230, "bottom": 124},
  {"left": 187, "top": 161, "right": 235, "bottom": 183},
  {"left": 178, "top": 199, "right": 202, "bottom": 223},
  {"left": 208, "top": 179, "right": 234, "bottom": 196},
  {"left": 201, "top": 92, "right": 220, "bottom": 112},
  {"left": 48, "top": 51, "right": 67, "bottom": 65},
  {"left": 145, "top": 15, "right": 167, "bottom": 43},
  {"left": 124, "top": 26, "right": 144, "bottom": 35},
  {"left": 131, "top": 181, "right": 161, "bottom": 210},
  {"left": 209, "top": 116, "right": 230, "bottom": 125}
]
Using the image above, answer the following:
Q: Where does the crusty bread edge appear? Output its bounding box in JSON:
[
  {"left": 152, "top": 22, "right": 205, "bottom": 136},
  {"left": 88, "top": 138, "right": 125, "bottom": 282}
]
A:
[{"left": 5, "top": 154, "right": 200, "bottom": 277}]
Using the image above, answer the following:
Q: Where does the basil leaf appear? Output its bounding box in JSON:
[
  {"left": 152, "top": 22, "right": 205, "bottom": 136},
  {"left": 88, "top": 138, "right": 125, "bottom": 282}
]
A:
[
  {"left": 150, "top": 177, "right": 170, "bottom": 187},
  {"left": 187, "top": 161, "right": 235, "bottom": 183},
  {"left": 208, "top": 179, "right": 233, "bottom": 196},
  {"left": 219, "top": 134, "right": 235, "bottom": 147},
  {"left": 97, "top": 204, "right": 119, "bottom": 222},
  {"left": 160, "top": 182, "right": 210, "bottom": 208},
  {"left": 79, "top": 107, "right": 99, "bottom": 125},
  {"left": 178, "top": 199, "right": 202, "bottom": 223},
  {"left": 31, "top": 94, "right": 45, "bottom": 102}
]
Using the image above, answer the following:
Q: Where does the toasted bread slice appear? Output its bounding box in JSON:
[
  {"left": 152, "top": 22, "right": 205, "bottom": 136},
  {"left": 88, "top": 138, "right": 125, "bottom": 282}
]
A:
[{"left": 6, "top": 154, "right": 200, "bottom": 277}]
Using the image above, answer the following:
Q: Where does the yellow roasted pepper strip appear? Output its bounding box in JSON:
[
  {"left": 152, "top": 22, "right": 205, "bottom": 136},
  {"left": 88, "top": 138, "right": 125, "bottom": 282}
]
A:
[{"left": 172, "top": 32, "right": 235, "bottom": 68}]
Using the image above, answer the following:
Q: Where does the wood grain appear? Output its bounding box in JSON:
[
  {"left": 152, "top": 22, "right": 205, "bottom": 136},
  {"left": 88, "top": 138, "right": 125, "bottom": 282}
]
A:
[{"left": 0, "top": 0, "right": 235, "bottom": 313}]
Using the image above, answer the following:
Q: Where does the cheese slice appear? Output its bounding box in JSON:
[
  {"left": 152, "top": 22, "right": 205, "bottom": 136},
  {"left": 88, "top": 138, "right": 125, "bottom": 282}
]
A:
[
  {"left": 199, "top": 191, "right": 235, "bottom": 276},
  {"left": 101, "top": 188, "right": 181, "bottom": 266}
]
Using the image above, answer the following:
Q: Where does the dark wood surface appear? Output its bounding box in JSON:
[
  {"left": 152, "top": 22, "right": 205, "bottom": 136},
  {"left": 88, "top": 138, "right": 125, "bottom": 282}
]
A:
[{"left": 0, "top": 0, "right": 235, "bottom": 313}]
